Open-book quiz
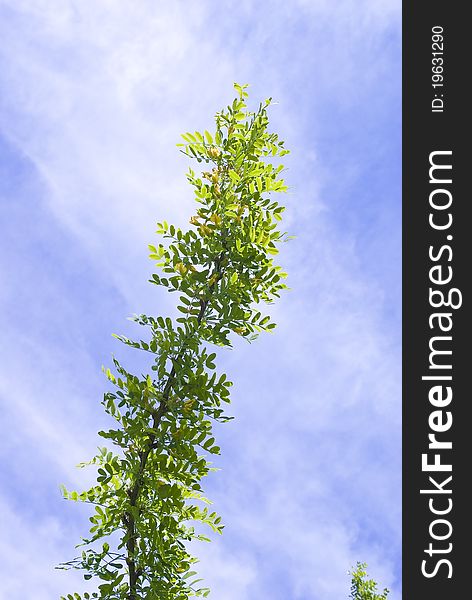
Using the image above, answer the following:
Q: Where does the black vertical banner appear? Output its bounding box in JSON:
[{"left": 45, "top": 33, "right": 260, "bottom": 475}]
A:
[{"left": 403, "top": 3, "right": 470, "bottom": 599}]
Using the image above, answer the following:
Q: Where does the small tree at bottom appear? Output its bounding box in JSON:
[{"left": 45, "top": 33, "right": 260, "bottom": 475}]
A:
[{"left": 349, "top": 562, "right": 390, "bottom": 600}]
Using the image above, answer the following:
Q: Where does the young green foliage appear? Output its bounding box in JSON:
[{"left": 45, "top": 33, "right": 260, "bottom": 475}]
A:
[
  {"left": 349, "top": 563, "right": 390, "bottom": 600},
  {"left": 58, "top": 83, "right": 290, "bottom": 600}
]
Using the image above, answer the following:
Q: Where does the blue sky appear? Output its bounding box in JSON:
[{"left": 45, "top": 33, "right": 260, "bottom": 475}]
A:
[{"left": 0, "top": 2, "right": 401, "bottom": 598}]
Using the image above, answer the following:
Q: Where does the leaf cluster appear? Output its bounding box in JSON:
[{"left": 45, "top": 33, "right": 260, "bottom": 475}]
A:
[
  {"left": 59, "top": 83, "right": 290, "bottom": 600},
  {"left": 349, "top": 563, "right": 390, "bottom": 600}
]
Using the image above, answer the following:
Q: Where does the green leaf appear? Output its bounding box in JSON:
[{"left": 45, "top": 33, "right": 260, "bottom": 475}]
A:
[{"left": 60, "top": 84, "right": 292, "bottom": 600}]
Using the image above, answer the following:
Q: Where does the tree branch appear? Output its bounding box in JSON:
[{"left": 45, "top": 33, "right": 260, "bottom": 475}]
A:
[{"left": 125, "top": 247, "right": 226, "bottom": 599}]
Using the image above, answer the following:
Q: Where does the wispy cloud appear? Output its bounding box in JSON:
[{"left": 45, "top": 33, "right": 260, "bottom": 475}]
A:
[{"left": 0, "top": 1, "right": 400, "bottom": 598}]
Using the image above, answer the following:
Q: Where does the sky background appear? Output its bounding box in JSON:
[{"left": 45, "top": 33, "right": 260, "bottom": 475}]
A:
[{"left": 0, "top": 1, "right": 401, "bottom": 599}]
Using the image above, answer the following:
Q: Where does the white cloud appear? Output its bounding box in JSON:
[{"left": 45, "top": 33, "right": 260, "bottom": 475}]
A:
[
  {"left": 0, "top": 495, "right": 95, "bottom": 598},
  {"left": 0, "top": 1, "right": 400, "bottom": 598}
]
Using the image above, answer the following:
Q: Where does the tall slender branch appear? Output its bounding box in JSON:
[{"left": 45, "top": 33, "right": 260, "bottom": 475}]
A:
[
  {"left": 125, "top": 249, "right": 226, "bottom": 598},
  {"left": 59, "top": 83, "right": 290, "bottom": 600}
]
